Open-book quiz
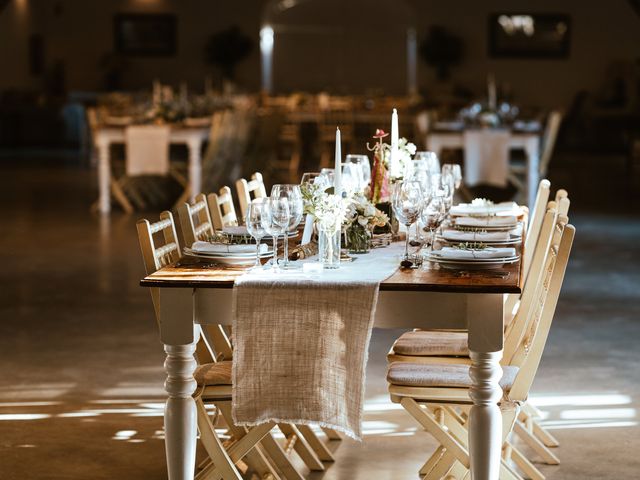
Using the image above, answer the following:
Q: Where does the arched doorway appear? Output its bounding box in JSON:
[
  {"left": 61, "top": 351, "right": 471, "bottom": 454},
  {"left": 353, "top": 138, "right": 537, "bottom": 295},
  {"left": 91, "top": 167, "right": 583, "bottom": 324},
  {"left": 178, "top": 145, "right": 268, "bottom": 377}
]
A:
[{"left": 261, "top": 0, "right": 417, "bottom": 95}]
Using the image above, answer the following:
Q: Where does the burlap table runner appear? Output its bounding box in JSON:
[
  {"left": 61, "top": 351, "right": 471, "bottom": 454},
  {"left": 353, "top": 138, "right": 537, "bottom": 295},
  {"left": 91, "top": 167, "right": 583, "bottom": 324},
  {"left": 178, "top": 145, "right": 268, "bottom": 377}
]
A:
[{"left": 231, "top": 244, "right": 402, "bottom": 439}]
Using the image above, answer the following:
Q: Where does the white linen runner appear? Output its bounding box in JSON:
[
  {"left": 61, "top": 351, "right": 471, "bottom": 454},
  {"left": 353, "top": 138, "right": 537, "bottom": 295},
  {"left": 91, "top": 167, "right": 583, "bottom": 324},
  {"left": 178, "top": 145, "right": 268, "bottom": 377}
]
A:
[
  {"left": 232, "top": 243, "right": 403, "bottom": 439},
  {"left": 463, "top": 129, "right": 510, "bottom": 187}
]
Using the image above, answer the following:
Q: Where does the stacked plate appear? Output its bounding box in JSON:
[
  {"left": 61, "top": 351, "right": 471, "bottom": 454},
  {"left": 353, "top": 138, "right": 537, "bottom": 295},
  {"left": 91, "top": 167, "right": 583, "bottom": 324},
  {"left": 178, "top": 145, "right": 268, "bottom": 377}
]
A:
[
  {"left": 448, "top": 215, "right": 520, "bottom": 232},
  {"left": 437, "top": 227, "right": 522, "bottom": 247},
  {"left": 184, "top": 241, "right": 273, "bottom": 266},
  {"left": 427, "top": 246, "right": 520, "bottom": 270},
  {"left": 220, "top": 226, "right": 298, "bottom": 245}
]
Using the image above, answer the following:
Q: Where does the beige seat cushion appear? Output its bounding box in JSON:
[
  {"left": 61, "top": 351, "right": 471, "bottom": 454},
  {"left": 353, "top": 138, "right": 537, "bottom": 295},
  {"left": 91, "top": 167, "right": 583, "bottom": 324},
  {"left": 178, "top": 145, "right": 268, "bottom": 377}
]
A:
[
  {"left": 194, "top": 361, "right": 232, "bottom": 386},
  {"left": 392, "top": 330, "right": 469, "bottom": 357},
  {"left": 387, "top": 362, "right": 519, "bottom": 392}
]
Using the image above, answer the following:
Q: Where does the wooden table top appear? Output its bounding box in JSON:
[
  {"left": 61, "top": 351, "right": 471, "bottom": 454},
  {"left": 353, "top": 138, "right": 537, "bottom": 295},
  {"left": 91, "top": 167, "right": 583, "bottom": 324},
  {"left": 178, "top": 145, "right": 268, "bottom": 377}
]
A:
[{"left": 140, "top": 245, "right": 523, "bottom": 294}]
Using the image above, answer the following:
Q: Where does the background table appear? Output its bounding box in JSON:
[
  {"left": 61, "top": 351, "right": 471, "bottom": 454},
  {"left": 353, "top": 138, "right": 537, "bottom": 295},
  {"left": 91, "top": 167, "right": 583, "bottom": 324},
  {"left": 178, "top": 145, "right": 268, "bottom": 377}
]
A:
[
  {"left": 426, "top": 130, "right": 540, "bottom": 207},
  {"left": 141, "top": 257, "right": 522, "bottom": 480},
  {"left": 95, "top": 126, "right": 209, "bottom": 214}
]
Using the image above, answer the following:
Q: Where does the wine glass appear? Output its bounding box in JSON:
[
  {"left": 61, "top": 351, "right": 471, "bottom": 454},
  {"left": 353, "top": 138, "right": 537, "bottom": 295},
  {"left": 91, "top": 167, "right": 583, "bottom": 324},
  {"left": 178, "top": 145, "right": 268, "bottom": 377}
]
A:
[
  {"left": 341, "top": 162, "right": 363, "bottom": 194},
  {"left": 442, "top": 163, "right": 462, "bottom": 190},
  {"left": 392, "top": 181, "right": 423, "bottom": 266},
  {"left": 317, "top": 168, "right": 335, "bottom": 190},
  {"left": 414, "top": 151, "right": 440, "bottom": 174},
  {"left": 345, "top": 154, "right": 371, "bottom": 189},
  {"left": 271, "top": 184, "right": 304, "bottom": 269},
  {"left": 300, "top": 172, "right": 320, "bottom": 186},
  {"left": 420, "top": 194, "right": 446, "bottom": 268},
  {"left": 261, "top": 197, "right": 290, "bottom": 271},
  {"left": 245, "top": 199, "right": 267, "bottom": 269}
]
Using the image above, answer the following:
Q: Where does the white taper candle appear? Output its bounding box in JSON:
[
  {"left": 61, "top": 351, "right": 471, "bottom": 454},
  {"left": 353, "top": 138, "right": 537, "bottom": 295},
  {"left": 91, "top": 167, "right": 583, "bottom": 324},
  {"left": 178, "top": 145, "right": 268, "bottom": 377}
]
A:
[{"left": 334, "top": 127, "right": 342, "bottom": 196}]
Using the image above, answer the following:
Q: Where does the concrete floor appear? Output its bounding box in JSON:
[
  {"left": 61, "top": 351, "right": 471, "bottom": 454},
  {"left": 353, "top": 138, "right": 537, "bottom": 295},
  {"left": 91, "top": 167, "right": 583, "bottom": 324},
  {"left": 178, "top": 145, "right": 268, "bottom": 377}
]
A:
[{"left": 1, "top": 160, "right": 639, "bottom": 479}]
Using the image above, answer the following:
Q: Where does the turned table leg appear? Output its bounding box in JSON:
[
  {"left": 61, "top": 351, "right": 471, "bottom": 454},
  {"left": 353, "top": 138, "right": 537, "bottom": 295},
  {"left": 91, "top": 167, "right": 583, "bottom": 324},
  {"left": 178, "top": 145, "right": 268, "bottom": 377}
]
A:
[
  {"left": 467, "top": 294, "right": 504, "bottom": 480},
  {"left": 160, "top": 288, "right": 199, "bottom": 480}
]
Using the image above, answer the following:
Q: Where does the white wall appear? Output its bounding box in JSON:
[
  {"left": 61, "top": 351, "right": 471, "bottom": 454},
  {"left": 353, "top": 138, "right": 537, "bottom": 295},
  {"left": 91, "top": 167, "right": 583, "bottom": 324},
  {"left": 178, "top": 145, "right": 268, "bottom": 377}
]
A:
[{"left": 0, "top": 0, "right": 638, "bottom": 109}]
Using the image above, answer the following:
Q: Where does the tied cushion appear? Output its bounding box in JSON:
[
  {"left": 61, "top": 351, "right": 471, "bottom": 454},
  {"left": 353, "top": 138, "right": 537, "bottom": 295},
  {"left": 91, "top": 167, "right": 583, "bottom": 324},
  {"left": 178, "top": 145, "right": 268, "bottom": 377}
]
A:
[
  {"left": 393, "top": 330, "right": 469, "bottom": 357},
  {"left": 194, "top": 361, "right": 232, "bottom": 386},
  {"left": 387, "top": 362, "right": 519, "bottom": 392}
]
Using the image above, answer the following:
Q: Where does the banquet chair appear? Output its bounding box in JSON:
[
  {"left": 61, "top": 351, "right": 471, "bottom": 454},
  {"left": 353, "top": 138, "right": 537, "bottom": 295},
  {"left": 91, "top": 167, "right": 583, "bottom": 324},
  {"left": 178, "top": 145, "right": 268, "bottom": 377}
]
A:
[
  {"left": 177, "top": 194, "right": 216, "bottom": 247},
  {"left": 137, "top": 212, "right": 305, "bottom": 480},
  {"left": 208, "top": 186, "right": 239, "bottom": 230},
  {"left": 236, "top": 172, "right": 267, "bottom": 220},
  {"left": 386, "top": 222, "right": 574, "bottom": 480},
  {"left": 387, "top": 202, "right": 570, "bottom": 469},
  {"left": 174, "top": 200, "right": 338, "bottom": 469}
]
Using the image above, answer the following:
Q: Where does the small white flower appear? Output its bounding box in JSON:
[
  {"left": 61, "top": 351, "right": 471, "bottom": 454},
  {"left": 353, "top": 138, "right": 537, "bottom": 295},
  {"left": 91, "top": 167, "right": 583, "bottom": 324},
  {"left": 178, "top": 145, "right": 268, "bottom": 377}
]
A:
[
  {"left": 357, "top": 215, "right": 368, "bottom": 226},
  {"left": 364, "top": 204, "right": 376, "bottom": 217}
]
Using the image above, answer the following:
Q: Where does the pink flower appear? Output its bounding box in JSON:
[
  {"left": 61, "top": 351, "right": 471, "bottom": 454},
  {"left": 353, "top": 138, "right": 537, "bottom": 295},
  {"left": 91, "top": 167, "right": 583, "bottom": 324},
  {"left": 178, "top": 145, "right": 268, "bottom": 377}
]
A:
[{"left": 373, "top": 129, "right": 389, "bottom": 139}]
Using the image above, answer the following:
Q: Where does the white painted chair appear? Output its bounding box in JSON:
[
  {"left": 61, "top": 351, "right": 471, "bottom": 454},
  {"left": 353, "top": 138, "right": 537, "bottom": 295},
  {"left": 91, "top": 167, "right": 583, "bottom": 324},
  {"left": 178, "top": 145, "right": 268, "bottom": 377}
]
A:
[
  {"left": 387, "top": 222, "right": 574, "bottom": 480},
  {"left": 236, "top": 172, "right": 267, "bottom": 220},
  {"left": 207, "top": 186, "right": 239, "bottom": 230},
  {"left": 177, "top": 194, "right": 216, "bottom": 247},
  {"left": 137, "top": 212, "right": 303, "bottom": 480}
]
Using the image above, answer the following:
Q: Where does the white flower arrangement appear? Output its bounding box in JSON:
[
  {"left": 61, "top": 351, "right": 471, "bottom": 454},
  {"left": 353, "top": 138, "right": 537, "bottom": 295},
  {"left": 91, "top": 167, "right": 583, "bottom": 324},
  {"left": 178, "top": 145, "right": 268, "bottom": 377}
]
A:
[
  {"left": 383, "top": 137, "right": 417, "bottom": 180},
  {"left": 345, "top": 193, "right": 389, "bottom": 229},
  {"left": 301, "top": 183, "right": 351, "bottom": 233}
]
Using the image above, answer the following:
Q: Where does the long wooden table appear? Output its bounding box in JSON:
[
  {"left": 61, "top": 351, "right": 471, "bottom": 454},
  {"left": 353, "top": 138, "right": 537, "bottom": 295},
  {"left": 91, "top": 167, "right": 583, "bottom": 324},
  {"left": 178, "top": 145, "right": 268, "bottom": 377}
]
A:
[{"left": 141, "top": 254, "right": 523, "bottom": 480}]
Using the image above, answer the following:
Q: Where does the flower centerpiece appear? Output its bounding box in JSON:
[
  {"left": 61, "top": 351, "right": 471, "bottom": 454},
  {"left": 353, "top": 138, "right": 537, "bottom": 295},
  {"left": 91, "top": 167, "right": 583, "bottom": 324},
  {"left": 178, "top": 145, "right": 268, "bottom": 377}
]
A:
[
  {"left": 301, "top": 183, "right": 350, "bottom": 268},
  {"left": 344, "top": 194, "right": 389, "bottom": 253}
]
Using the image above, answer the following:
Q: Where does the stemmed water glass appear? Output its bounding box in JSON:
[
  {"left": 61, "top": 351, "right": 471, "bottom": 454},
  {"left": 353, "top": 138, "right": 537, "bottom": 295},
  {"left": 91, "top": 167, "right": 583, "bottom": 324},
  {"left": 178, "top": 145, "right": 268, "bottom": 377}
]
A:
[
  {"left": 420, "top": 194, "right": 447, "bottom": 268},
  {"left": 345, "top": 154, "right": 371, "bottom": 189},
  {"left": 442, "top": 163, "right": 462, "bottom": 191},
  {"left": 414, "top": 151, "right": 440, "bottom": 174},
  {"left": 245, "top": 199, "right": 267, "bottom": 269},
  {"left": 271, "top": 184, "right": 304, "bottom": 269},
  {"left": 392, "top": 181, "right": 423, "bottom": 267},
  {"left": 261, "top": 197, "right": 290, "bottom": 271}
]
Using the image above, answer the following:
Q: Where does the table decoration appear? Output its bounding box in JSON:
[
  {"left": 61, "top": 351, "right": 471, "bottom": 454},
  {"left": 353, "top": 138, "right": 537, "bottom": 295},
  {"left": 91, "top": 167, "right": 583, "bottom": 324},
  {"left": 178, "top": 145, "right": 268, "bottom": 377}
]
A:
[{"left": 344, "top": 193, "right": 389, "bottom": 254}]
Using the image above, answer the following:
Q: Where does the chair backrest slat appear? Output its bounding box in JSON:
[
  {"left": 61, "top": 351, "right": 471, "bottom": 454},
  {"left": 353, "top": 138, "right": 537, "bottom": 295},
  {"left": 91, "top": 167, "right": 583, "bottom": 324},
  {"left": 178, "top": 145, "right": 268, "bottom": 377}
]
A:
[
  {"left": 508, "top": 224, "right": 575, "bottom": 401},
  {"left": 236, "top": 172, "right": 267, "bottom": 220},
  {"left": 539, "top": 110, "right": 563, "bottom": 177},
  {"left": 137, "top": 211, "right": 231, "bottom": 364},
  {"left": 208, "top": 186, "right": 239, "bottom": 230},
  {"left": 523, "top": 179, "right": 551, "bottom": 279},
  {"left": 177, "top": 194, "right": 215, "bottom": 247},
  {"left": 503, "top": 207, "right": 559, "bottom": 364}
]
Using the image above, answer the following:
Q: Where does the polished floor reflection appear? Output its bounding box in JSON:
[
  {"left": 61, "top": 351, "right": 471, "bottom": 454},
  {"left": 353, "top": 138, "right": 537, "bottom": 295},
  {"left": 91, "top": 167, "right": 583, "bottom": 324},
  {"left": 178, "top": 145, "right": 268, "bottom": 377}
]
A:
[{"left": 1, "top": 159, "right": 639, "bottom": 479}]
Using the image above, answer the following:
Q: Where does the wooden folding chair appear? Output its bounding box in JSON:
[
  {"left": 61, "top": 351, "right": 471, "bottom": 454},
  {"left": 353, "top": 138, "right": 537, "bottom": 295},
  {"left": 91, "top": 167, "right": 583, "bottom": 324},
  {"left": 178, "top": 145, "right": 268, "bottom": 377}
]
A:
[
  {"left": 387, "top": 223, "right": 574, "bottom": 480},
  {"left": 137, "top": 212, "right": 301, "bottom": 480},
  {"left": 177, "top": 194, "right": 216, "bottom": 247},
  {"left": 236, "top": 172, "right": 267, "bottom": 220},
  {"left": 207, "top": 186, "right": 239, "bottom": 230}
]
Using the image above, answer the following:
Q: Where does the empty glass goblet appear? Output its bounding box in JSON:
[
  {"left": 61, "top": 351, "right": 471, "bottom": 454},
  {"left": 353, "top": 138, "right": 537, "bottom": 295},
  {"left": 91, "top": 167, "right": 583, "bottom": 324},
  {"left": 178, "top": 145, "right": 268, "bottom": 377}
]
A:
[
  {"left": 245, "top": 199, "right": 267, "bottom": 269},
  {"left": 392, "top": 180, "right": 423, "bottom": 266},
  {"left": 271, "top": 184, "right": 304, "bottom": 269},
  {"left": 261, "top": 197, "right": 290, "bottom": 271}
]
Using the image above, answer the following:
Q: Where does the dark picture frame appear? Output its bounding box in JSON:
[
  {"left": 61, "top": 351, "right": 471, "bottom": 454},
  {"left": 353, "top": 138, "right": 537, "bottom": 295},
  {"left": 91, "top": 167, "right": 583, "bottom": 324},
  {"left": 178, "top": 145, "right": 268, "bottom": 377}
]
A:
[
  {"left": 114, "top": 14, "right": 177, "bottom": 56},
  {"left": 488, "top": 13, "right": 571, "bottom": 59}
]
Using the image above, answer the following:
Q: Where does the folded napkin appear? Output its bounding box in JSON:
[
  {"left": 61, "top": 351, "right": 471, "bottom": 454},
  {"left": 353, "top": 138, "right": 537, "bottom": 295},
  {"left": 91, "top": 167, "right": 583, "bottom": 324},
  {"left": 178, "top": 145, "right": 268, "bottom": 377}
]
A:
[
  {"left": 191, "top": 241, "right": 266, "bottom": 254},
  {"left": 434, "top": 246, "right": 516, "bottom": 260},
  {"left": 223, "top": 226, "right": 249, "bottom": 236},
  {"left": 451, "top": 201, "right": 519, "bottom": 216},
  {"left": 454, "top": 215, "right": 518, "bottom": 227},
  {"left": 441, "top": 229, "right": 510, "bottom": 242}
]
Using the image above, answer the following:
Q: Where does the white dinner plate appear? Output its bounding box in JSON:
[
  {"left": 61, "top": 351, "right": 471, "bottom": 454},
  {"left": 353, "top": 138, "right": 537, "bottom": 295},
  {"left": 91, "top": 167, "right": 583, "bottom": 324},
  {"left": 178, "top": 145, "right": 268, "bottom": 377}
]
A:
[
  {"left": 427, "top": 253, "right": 520, "bottom": 270},
  {"left": 183, "top": 249, "right": 274, "bottom": 265}
]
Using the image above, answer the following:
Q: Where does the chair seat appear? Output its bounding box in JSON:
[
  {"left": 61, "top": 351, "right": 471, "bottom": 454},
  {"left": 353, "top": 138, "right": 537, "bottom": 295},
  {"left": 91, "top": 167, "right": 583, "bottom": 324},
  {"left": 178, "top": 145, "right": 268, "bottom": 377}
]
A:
[
  {"left": 392, "top": 330, "right": 469, "bottom": 357},
  {"left": 387, "top": 362, "right": 519, "bottom": 391},
  {"left": 195, "top": 361, "right": 232, "bottom": 386}
]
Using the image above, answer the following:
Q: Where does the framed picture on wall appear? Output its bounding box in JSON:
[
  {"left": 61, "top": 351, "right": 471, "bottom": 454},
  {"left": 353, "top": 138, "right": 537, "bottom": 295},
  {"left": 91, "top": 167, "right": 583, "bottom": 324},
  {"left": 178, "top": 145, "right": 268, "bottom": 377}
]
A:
[
  {"left": 114, "top": 14, "right": 177, "bottom": 56},
  {"left": 488, "top": 13, "right": 571, "bottom": 58}
]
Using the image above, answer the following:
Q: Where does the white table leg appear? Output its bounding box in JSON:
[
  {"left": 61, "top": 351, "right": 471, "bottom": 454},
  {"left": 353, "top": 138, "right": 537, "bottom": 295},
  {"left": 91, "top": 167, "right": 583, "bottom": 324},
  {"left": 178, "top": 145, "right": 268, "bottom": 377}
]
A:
[
  {"left": 160, "top": 288, "right": 199, "bottom": 480},
  {"left": 467, "top": 294, "right": 504, "bottom": 480},
  {"left": 525, "top": 140, "right": 540, "bottom": 208},
  {"left": 187, "top": 138, "right": 203, "bottom": 202},
  {"left": 97, "top": 138, "right": 111, "bottom": 214}
]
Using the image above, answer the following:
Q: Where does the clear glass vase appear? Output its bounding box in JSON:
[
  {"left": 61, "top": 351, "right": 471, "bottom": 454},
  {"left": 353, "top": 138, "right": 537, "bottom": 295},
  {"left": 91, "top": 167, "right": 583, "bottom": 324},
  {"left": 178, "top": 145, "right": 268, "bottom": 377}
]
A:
[
  {"left": 317, "top": 225, "right": 341, "bottom": 269},
  {"left": 345, "top": 223, "right": 371, "bottom": 254}
]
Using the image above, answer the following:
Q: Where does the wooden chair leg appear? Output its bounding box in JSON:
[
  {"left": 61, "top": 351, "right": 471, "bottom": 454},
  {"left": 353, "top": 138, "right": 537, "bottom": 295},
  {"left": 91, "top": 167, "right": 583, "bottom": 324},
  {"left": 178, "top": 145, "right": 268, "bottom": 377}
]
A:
[
  {"left": 321, "top": 427, "right": 342, "bottom": 441},
  {"left": 111, "top": 180, "right": 134, "bottom": 213},
  {"left": 513, "top": 421, "right": 560, "bottom": 465},
  {"left": 419, "top": 446, "right": 445, "bottom": 476},
  {"left": 258, "top": 434, "right": 305, "bottom": 480},
  {"left": 296, "top": 424, "right": 335, "bottom": 462},
  {"left": 195, "top": 399, "right": 242, "bottom": 480},
  {"left": 423, "top": 450, "right": 457, "bottom": 480},
  {"left": 216, "top": 402, "right": 282, "bottom": 479},
  {"left": 507, "top": 441, "right": 546, "bottom": 480},
  {"left": 520, "top": 406, "right": 560, "bottom": 448},
  {"left": 278, "top": 424, "right": 324, "bottom": 471}
]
